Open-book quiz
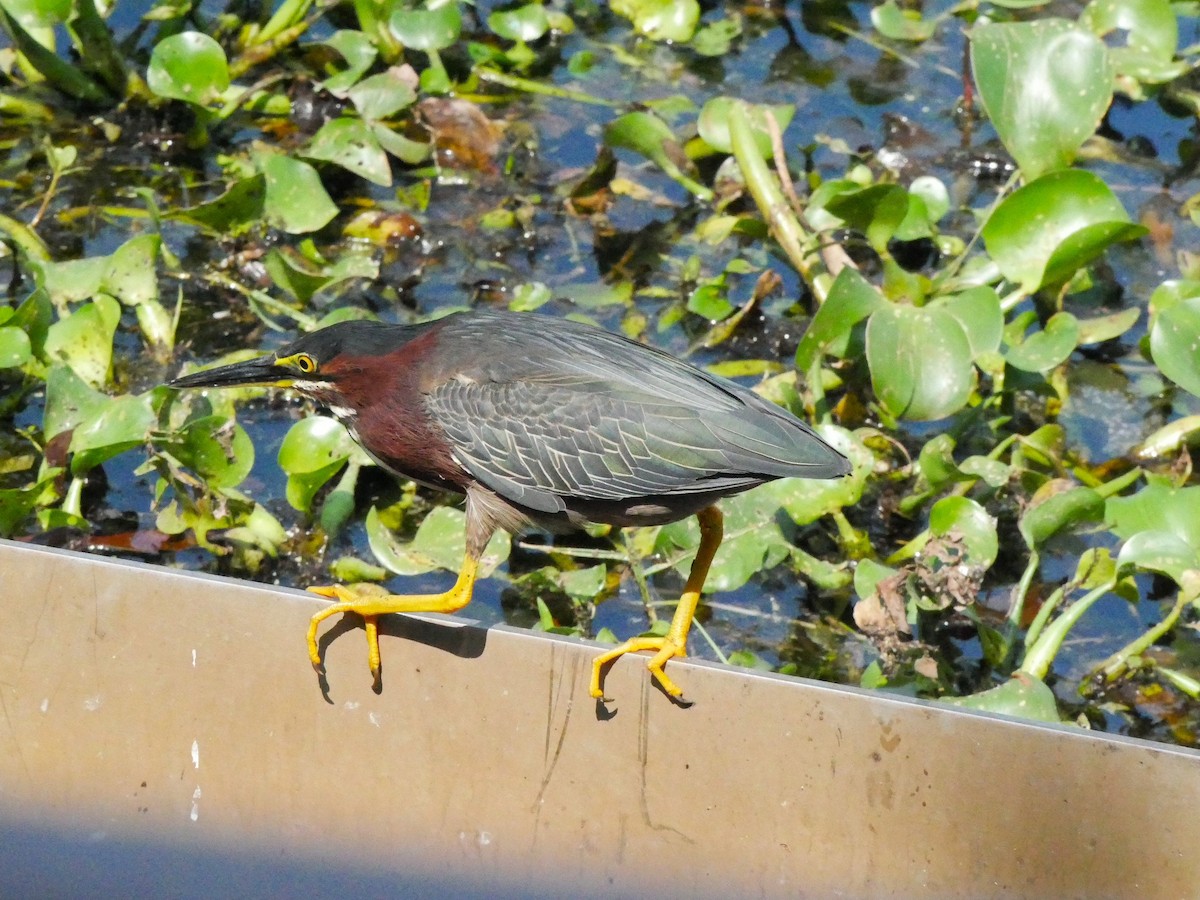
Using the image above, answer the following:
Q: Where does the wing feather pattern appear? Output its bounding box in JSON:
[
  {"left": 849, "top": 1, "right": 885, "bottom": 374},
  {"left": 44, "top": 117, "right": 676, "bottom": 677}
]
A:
[{"left": 423, "top": 312, "right": 849, "bottom": 514}]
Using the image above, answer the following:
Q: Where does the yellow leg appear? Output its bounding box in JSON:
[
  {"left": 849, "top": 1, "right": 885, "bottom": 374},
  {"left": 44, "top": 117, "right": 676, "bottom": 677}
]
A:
[
  {"left": 307, "top": 554, "right": 479, "bottom": 681},
  {"left": 590, "top": 506, "right": 724, "bottom": 700}
]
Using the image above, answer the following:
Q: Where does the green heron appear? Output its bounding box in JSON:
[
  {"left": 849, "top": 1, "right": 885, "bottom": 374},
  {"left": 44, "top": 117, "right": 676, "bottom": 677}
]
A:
[{"left": 168, "top": 309, "right": 850, "bottom": 699}]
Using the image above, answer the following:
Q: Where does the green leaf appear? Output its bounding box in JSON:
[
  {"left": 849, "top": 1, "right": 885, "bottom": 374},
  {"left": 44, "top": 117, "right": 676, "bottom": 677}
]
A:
[
  {"left": 366, "top": 505, "right": 510, "bottom": 578},
  {"left": 1149, "top": 281, "right": 1200, "bottom": 397},
  {"left": 174, "top": 176, "right": 266, "bottom": 233},
  {"left": 611, "top": 0, "right": 699, "bottom": 42},
  {"left": 1106, "top": 476, "right": 1200, "bottom": 551},
  {"left": 0, "top": 327, "right": 32, "bottom": 368},
  {"left": 605, "top": 110, "right": 712, "bottom": 200},
  {"left": 1116, "top": 530, "right": 1200, "bottom": 583},
  {"left": 1080, "top": 0, "right": 1182, "bottom": 84},
  {"left": 692, "top": 16, "right": 741, "bottom": 56},
  {"left": 69, "top": 393, "right": 157, "bottom": 474},
  {"left": 390, "top": 2, "right": 462, "bottom": 51},
  {"left": 347, "top": 69, "right": 417, "bottom": 120},
  {"left": 917, "top": 433, "right": 964, "bottom": 490},
  {"left": 560, "top": 564, "right": 607, "bottom": 600},
  {"left": 305, "top": 117, "right": 392, "bottom": 186},
  {"left": 943, "top": 673, "right": 1061, "bottom": 723},
  {"left": 795, "top": 268, "right": 886, "bottom": 372},
  {"left": 933, "top": 286, "right": 1002, "bottom": 359},
  {"left": 489, "top": 3, "right": 550, "bottom": 42},
  {"left": 697, "top": 97, "right": 794, "bottom": 157},
  {"left": 321, "top": 30, "right": 379, "bottom": 95},
  {"left": 0, "top": 473, "right": 58, "bottom": 538},
  {"left": 971, "top": 20, "right": 1114, "bottom": 179},
  {"left": 44, "top": 295, "right": 120, "bottom": 387},
  {"left": 168, "top": 415, "right": 255, "bottom": 489},
  {"left": 871, "top": 0, "right": 934, "bottom": 42},
  {"left": 866, "top": 304, "right": 974, "bottom": 421},
  {"left": 929, "top": 496, "right": 998, "bottom": 568},
  {"left": 278, "top": 416, "right": 369, "bottom": 512},
  {"left": 982, "top": 170, "right": 1145, "bottom": 293},
  {"left": 1076, "top": 306, "right": 1140, "bottom": 345},
  {"left": 1005, "top": 312, "right": 1079, "bottom": 373},
  {"left": 258, "top": 154, "right": 338, "bottom": 234},
  {"left": 43, "top": 364, "right": 107, "bottom": 440},
  {"left": 1019, "top": 485, "right": 1104, "bottom": 549},
  {"left": 146, "top": 32, "right": 230, "bottom": 107}
]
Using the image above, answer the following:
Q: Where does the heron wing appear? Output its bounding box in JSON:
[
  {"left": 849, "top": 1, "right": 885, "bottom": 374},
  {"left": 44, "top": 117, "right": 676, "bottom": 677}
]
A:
[{"left": 426, "top": 372, "right": 846, "bottom": 515}]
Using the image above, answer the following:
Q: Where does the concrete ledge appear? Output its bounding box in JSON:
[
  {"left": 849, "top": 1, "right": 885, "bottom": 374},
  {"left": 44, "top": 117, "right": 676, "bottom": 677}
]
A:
[{"left": 1, "top": 539, "right": 1197, "bottom": 897}]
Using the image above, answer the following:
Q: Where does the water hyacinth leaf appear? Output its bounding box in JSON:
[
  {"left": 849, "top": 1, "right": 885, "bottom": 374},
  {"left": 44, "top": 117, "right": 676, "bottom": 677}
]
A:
[
  {"left": 258, "top": 154, "right": 338, "bottom": 234},
  {"left": 0, "top": 3, "right": 110, "bottom": 103},
  {"left": 822, "top": 184, "right": 909, "bottom": 253},
  {"left": 1116, "top": 530, "right": 1200, "bottom": 584},
  {"left": 697, "top": 97, "right": 794, "bottom": 157},
  {"left": 305, "top": 117, "right": 392, "bottom": 186},
  {"left": 38, "top": 254, "right": 107, "bottom": 305},
  {"left": 854, "top": 557, "right": 897, "bottom": 600},
  {"left": 264, "top": 246, "right": 378, "bottom": 304},
  {"left": 943, "top": 673, "right": 1060, "bottom": 723},
  {"left": 1076, "top": 306, "right": 1140, "bottom": 345},
  {"left": 367, "top": 505, "right": 509, "bottom": 577},
  {"left": 278, "top": 416, "right": 370, "bottom": 512},
  {"left": 1079, "top": 0, "right": 1182, "bottom": 83},
  {"left": 1019, "top": 485, "right": 1104, "bottom": 549},
  {"left": 1, "top": 0, "right": 71, "bottom": 29},
  {"left": 347, "top": 69, "right": 417, "bottom": 120},
  {"left": 69, "top": 393, "right": 157, "bottom": 474},
  {"left": 106, "top": 234, "right": 159, "bottom": 307},
  {"left": 692, "top": 16, "right": 741, "bottom": 56},
  {"left": 871, "top": 0, "right": 934, "bottom": 42},
  {"left": 934, "top": 286, "right": 1003, "bottom": 359},
  {"left": 175, "top": 176, "right": 266, "bottom": 233},
  {"left": 866, "top": 303, "right": 974, "bottom": 421},
  {"left": 0, "top": 327, "right": 31, "bottom": 368},
  {"left": 1149, "top": 281, "right": 1200, "bottom": 397},
  {"left": 169, "top": 415, "right": 255, "bottom": 489},
  {"left": 612, "top": 0, "right": 699, "bottom": 42},
  {"left": 971, "top": 20, "right": 1114, "bottom": 179},
  {"left": 0, "top": 474, "right": 58, "bottom": 538},
  {"left": 389, "top": 2, "right": 462, "bottom": 50},
  {"left": 147, "top": 32, "right": 230, "bottom": 106},
  {"left": 775, "top": 425, "right": 873, "bottom": 525},
  {"left": 918, "top": 433, "right": 964, "bottom": 490},
  {"left": 559, "top": 563, "right": 607, "bottom": 600},
  {"left": 1106, "top": 476, "right": 1200, "bottom": 551},
  {"left": 489, "top": 3, "right": 549, "bottom": 42},
  {"left": 371, "top": 123, "right": 431, "bottom": 165},
  {"left": 929, "top": 496, "right": 998, "bottom": 568},
  {"left": 605, "top": 110, "right": 712, "bottom": 200},
  {"left": 687, "top": 274, "right": 733, "bottom": 320},
  {"left": 321, "top": 30, "right": 378, "bottom": 95},
  {"left": 44, "top": 295, "right": 119, "bottom": 387},
  {"left": 43, "top": 364, "right": 107, "bottom": 440},
  {"left": 959, "top": 456, "right": 1011, "bottom": 488},
  {"left": 222, "top": 504, "right": 287, "bottom": 559},
  {"left": 1006, "top": 312, "right": 1079, "bottom": 373},
  {"left": 982, "top": 171, "right": 1144, "bottom": 293},
  {"left": 795, "top": 267, "right": 886, "bottom": 372},
  {"left": 909, "top": 176, "right": 949, "bottom": 223}
]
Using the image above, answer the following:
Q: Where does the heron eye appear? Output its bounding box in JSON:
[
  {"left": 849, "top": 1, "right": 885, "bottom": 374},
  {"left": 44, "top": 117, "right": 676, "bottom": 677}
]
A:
[{"left": 295, "top": 354, "right": 317, "bottom": 374}]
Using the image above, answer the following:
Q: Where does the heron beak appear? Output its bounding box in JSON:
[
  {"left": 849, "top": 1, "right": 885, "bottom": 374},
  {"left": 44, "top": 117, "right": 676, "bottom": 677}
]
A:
[{"left": 168, "top": 355, "right": 293, "bottom": 390}]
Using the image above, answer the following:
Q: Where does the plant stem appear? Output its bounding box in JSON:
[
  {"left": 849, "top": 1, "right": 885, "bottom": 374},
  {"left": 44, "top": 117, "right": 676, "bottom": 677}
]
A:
[
  {"left": 1020, "top": 579, "right": 1114, "bottom": 680},
  {"left": 1095, "top": 586, "right": 1196, "bottom": 682},
  {"left": 729, "top": 101, "right": 826, "bottom": 302}
]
